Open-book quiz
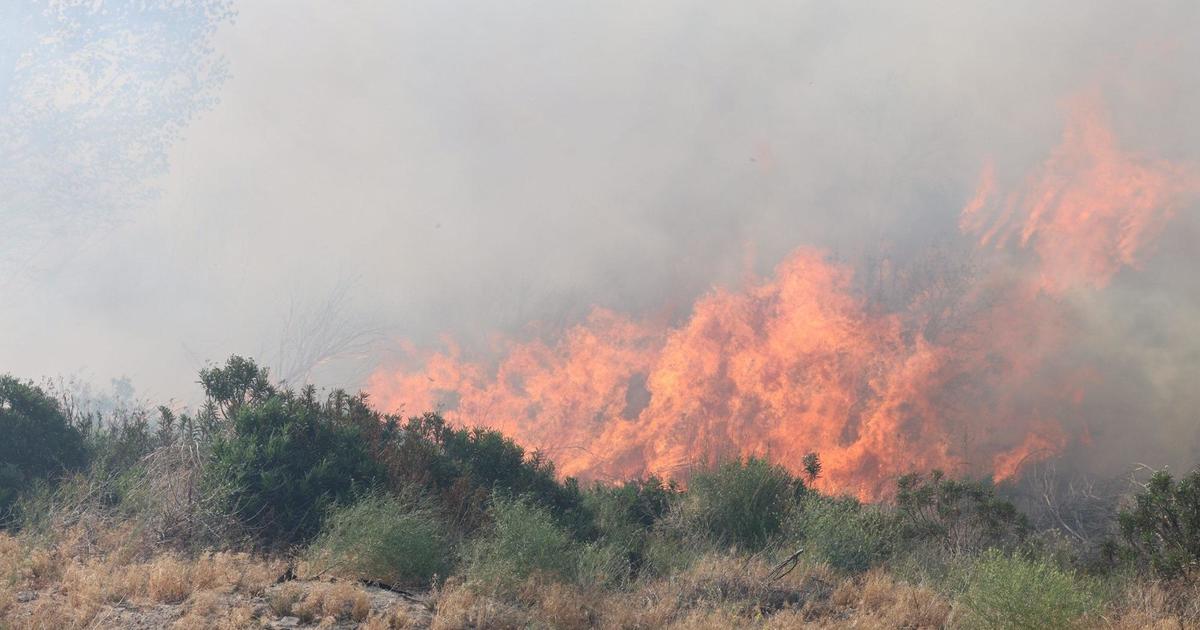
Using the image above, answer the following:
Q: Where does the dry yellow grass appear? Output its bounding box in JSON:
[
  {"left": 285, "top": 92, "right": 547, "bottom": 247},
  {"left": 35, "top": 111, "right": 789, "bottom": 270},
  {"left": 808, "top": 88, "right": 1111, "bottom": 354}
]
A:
[
  {"left": 171, "top": 591, "right": 262, "bottom": 629},
  {"left": 295, "top": 580, "right": 373, "bottom": 623},
  {"left": 521, "top": 579, "right": 597, "bottom": 629},
  {"left": 362, "top": 607, "right": 422, "bottom": 629},
  {"left": 0, "top": 527, "right": 291, "bottom": 629},
  {"left": 430, "top": 577, "right": 530, "bottom": 629},
  {"left": 268, "top": 582, "right": 305, "bottom": 617},
  {"left": 146, "top": 554, "right": 192, "bottom": 603},
  {"left": 1097, "top": 578, "right": 1200, "bottom": 629}
]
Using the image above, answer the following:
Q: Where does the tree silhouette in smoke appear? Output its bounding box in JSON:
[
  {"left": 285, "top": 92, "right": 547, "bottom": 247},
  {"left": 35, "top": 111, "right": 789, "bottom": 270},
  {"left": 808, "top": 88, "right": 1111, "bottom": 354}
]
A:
[{"left": 0, "top": 0, "right": 233, "bottom": 274}]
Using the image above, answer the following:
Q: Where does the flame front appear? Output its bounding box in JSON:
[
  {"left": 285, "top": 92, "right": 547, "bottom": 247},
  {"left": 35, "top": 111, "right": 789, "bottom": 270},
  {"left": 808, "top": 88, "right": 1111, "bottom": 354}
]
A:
[{"left": 369, "top": 95, "right": 1198, "bottom": 499}]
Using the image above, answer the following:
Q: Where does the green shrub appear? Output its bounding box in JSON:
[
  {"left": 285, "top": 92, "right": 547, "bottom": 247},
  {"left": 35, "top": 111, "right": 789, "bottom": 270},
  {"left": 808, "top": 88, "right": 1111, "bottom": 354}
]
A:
[
  {"left": 380, "top": 412, "right": 593, "bottom": 535},
  {"left": 585, "top": 476, "right": 678, "bottom": 535},
  {"left": 788, "top": 494, "right": 898, "bottom": 572},
  {"left": 897, "top": 471, "right": 1028, "bottom": 554},
  {"left": 305, "top": 490, "right": 449, "bottom": 586},
  {"left": 686, "top": 457, "right": 799, "bottom": 550},
  {"left": 958, "top": 550, "right": 1099, "bottom": 629},
  {"left": 466, "top": 496, "right": 578, "bottom": 591},
  {"left": 0, "top": 376, "right": 88, "bottom": 521},
  {"left": 83, "top": 408, "right": 160, "bottom": 478},
  {"left": 202, "top": 359, "right": 383, "bottom": 546},
  {"left": 581, "top": 476, "right": 681, "bottom": 578},
  {"left": 574, "top": 540, "right": 633, "bottom": 589},
  {"left": 1118, "top": 467, "right": 1200, "bottom": 578},
  {"left": 637, "top": 529, "right": 712, "bottom": 578}
]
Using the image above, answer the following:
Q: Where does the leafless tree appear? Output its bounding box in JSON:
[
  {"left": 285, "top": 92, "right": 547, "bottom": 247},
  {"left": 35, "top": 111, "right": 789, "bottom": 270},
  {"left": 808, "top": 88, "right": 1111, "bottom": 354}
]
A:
[{"left": 271, "top": 279, "right": 386, "bottom": 388}]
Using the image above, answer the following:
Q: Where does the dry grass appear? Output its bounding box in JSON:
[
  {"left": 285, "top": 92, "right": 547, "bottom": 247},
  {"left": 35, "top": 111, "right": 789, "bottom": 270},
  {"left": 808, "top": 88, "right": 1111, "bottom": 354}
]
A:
[
  {"left": 0, "top": 528, "right": 286, "bottom": 629},
  {"left": 430, "top": 577, "right": 530, "bottom": 629},
  {"left": 173, "top": 591, "right": 260, "bottom": 630},
  {"left": 146, "top": 554, "right": 192, "bottom": 603},
  {"left": 1098, "top": 578, "right": 1200, "bottom": 629},
  {"left": 12, "top": 518, "right": 1200, "bottom": 630},
  {"left": 362, "top": 607, "right": 422, "bottom": 629},
  {"left": 429, "top": 552, "right": 845, "bottom": 629},
  {"left": 268, "top": 582, "right": 304, "bottom": 617},
  {"left": 294, "top": 580, "right": 373, "bottom": 623}
]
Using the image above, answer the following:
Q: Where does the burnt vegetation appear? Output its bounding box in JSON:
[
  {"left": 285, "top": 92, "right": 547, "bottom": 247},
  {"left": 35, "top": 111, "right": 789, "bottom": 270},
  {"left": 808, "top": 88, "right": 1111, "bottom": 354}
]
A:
[{"left": 2, "top": 356, "right": 1200, "bottom": 627}]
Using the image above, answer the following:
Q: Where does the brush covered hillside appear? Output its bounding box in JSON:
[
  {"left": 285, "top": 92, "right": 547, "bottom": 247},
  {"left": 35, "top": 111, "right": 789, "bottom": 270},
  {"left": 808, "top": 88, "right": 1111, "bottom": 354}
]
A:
[{"left": 2, "top": 357, "right": 1200, "bottom": 629}]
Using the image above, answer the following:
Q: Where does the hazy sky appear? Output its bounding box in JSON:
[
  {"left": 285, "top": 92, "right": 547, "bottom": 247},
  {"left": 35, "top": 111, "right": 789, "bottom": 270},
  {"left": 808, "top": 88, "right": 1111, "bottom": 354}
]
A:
[{"left": 2, "top": 0, "right": 1198, "bottom": 408}]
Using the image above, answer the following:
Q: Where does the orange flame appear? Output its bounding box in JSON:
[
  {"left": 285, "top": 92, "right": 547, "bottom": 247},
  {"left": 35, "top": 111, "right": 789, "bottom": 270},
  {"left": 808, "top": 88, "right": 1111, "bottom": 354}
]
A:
[
  {"left": 962, "top": 96, "right": 1199, "bottom": 294},
  {"left": 368, "top": 95, "right": 1197, "bottom": 499}
]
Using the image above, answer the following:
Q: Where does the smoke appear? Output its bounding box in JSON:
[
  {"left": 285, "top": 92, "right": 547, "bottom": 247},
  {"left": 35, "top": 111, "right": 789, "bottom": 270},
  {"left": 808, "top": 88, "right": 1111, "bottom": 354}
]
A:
[{"left": 2, "top": 1, "right": 1199, "bottom": 481}]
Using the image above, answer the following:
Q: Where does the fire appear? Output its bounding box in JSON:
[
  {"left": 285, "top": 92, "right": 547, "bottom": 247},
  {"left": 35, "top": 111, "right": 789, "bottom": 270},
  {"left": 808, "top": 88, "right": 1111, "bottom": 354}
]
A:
[
  {"left": 368, "top": 95, "right": 1198, "bottom": 499},
  {"left": 961, "top": 96, "right": 1198, "bottom": 294}
]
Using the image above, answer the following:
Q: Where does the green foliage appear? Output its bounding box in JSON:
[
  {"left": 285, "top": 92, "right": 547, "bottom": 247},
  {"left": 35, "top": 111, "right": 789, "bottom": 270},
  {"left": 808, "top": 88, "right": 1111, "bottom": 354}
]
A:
[
  {"left": 466, "top": 496, "right": 579, "bottom": 592},
  {"left": 574, "top": 540, "right": 635, "bottom": 589},
  {"left": 897, "top": 470, "right": 1028, "bottom": 553},
  {"left": 638, "top": 530, "right": 710, "bottom": 578},
  {"left": 305, "top": 490, "right": 450, "bottom": 586},
  {"left": 586, "top": 476, "right": 678, "bottom": 534},
  {"left": 686, "top": 457, "right": 799, "bottom": 550},
  {"left": 788, "top": 494, "right": 898, "bottom": 572},
  {"left": 958, "top": 550, "right": 1100, "bottom": 629},
  {"left": 1118, "top": 468, "right": 1200, "bottom": 578},
  {"left": 376, "top": 412, "right": 592, "bottom": 535},
  {"left": 82, "top": 407, "right": 164, "bottom": 480},
  {"left": 0, "top": 376, "right": 88, "bottom": 520},
  {"left": 802, "top": 452, "right": 822, "bottom": 484},
  {"left": 198, "top": 355, "right": 275, "bottom": 421},
  {"left": 202, "top": 359, "right": 382, "bottom": 546},
  {"left": 583, "top": 477, "right": 681, "bottom": 579}
]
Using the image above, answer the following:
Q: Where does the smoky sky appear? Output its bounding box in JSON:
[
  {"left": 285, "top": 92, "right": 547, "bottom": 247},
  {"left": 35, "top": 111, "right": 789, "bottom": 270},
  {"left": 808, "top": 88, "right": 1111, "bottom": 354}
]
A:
[{"left": 2, "top": 0, "right": 1199, "bottom": 439}]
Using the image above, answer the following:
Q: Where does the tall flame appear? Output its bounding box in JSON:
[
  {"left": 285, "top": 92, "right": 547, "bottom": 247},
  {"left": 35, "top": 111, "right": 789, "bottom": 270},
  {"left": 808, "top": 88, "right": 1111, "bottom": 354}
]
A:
[{"left": 369, "top": 95, "right": 1197, "bottom": 499}]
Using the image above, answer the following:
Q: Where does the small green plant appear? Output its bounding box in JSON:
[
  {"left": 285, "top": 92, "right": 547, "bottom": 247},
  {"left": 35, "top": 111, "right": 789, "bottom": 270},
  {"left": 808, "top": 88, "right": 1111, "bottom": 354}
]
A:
[
  {"left": 1118, "top": 467, "right": 1200, "bottom": 578},
  {"left": 466, "top": 495, "right": 578, "bottom": 592},
  {"left": 686, "top": 457, "right": 799, "bottom": 551},
  {"left": 958, "top": 549, "right": 1099, "bottom": 629},
  {"left": 305, "top": 490, "right": 450, "bottom": 586},
  {"left": 788, "top": 494, "right": 897, "bottom": 572}
]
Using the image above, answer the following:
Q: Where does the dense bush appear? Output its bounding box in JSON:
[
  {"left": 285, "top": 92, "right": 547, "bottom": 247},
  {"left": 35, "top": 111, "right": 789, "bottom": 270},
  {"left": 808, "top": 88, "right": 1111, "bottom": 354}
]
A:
[
  {"left": 586, "top": 476, "right": 678, "bottom": 533},
  {"left": 304, "top": 490, "right": 449, "bottom": 586},
  {"left": 958, "top": 550, "right": 1099, "bottom": 629},
  {"left": 897, "top": 471, "right": 1028, "bottom": 553},
  {"left": 205, "top": 392, "right": 383, "bottom": 545},
  {"left": 200, "top": 358, "right": 383, "bottom": 545},
  {"left": 0, "top": 376, "right": 88, "bottom": 521},
  {"left": 582, "top": 476, "right": 681, "bottom": 578},
  {"left": 1118, "top": 468, "right": 1200, "bottom": 578},
  {"left": 685, "top": 457, "right": 800, "bottom": 551},
  {"left": 376, "top": 412, "right": 592, "bottom": 535},
  {"left": 788, "top": 494, "right": 898, "bottom": 572}
]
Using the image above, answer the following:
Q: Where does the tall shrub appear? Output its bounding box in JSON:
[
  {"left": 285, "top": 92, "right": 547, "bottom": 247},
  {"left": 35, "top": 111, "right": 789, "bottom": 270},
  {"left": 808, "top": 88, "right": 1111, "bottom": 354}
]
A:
[
  {"left": 958, "top": 550, "right": 1099, "bottom": 629},
  {"left": 0, "top": 376, "right": 87, "bottom": 520},
  {"left": 204, "top": 380, "right": 382, "bottom": 545},
  {"left": 686, "top": 457, "right": 799, "bottom": 550},
  {"left": 1118, "top": 468, "right": 1200, "bottom": 578}
]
